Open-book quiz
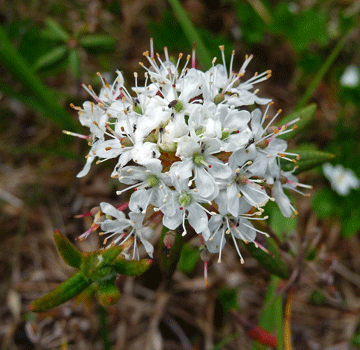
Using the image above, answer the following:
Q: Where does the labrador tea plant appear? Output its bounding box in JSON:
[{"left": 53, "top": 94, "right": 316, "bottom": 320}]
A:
[{"left": 30, "top": 41, "right": 329, "bottom": 313}]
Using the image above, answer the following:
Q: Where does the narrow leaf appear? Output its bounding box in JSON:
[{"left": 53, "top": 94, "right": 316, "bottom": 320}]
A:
[
  {"left": 0, "top": 25, "right": 79, "bottom": 131},
  {"left": 69, "top": 49, "right": 80, "bottom": 79},
  {"left": 296, "top": 29, "right": 353, "bottom": 110},
  {"left": 242, "top": 237, "right": 290, "bottom": 279},
  {"left": 167, "top": 0, "right": 212, "bottom": 69},
  {"left": 54, "top": 230, "right": 82, "bottom": 268},
  {"left": 79, "top": 35, "right": 115, "bottom": 51},
  {"left": 114, "top": 258, "right": 152, "bottom": 276},
  {"left": 281, "top": 149, "right": 335, "bottom": 174},
  {"left": 29, "top": 271, "right": 92, "bottom": 312},
  {"left": 102, "top": 245, "right": 123, "bottom": 264},
  {"left": 252, "top": 276, "right": 282, "bottom": 350},
  {"left": 33, "top": 45, "right": 68, "bottom": 71},
  {"left": 44, "top": 18, "right": 70, "bottom": 42},
  {"left": 277, "top": 104, "right": 317, "bottom": 140}
]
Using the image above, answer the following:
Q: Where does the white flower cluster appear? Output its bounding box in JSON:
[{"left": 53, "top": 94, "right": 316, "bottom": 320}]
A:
[{"left": 68, "top": 43, "right": 310, "bottom": 262}]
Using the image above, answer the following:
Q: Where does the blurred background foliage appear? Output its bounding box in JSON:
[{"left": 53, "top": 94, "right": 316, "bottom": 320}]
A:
[{"left": 1, "top": 0, "right": 360, "bottom": 349}]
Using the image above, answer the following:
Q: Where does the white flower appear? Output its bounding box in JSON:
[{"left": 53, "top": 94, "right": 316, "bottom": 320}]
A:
[
  {"left": 224, "top": 148, "right": 271, "bottom": 216},
  {"left": 116, "top": 161, "right": 171, "bottom": 213},
  {"left": 323, "top": 163, "right": 360, "bottom": 196},
  {"left": 171, "top": 137, "right": 231, "bottom": 200},
  {"left": 161, "top": 177, "right": 210, "bottom": 235},
  {"left": 69, "top": 42, "right": 311, "bottom": 264},
  {"left": 100, "top": 202, "right": 154, "bottom": 258},
  {"left": 204, "top": 212, "right": 261, "bottom": 263},
  {"left": 340, "top": 65, "right": 359, "bottom": 87}
]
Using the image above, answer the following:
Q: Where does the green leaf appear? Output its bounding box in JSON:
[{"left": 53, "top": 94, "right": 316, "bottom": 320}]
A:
[
  {"left": 311, "top": 188, "right": 336, "bottom": 218},
  {"left": 54, "top": 230, "right": 82, "bottom": 269},
  {"left": 29, "top": 271, "right": 92, "bottom": 312},
  {"left": 296, "top": 29, "right": 353, "bottom": 110},
  {"left": 33, "top": 45, "right": 68, "bottom": 71},
  {"left": 80, "top": 252, "right": 114, "bottom": 281},
  {"left": 281, "top": 149, "right": 335, "bottom": 174},
  {"left": 342, "top": 214, "right": 360, "bottom": 238},
  {"left": 277, "top": 103, "right": 317, "bottom": 140},
  {"left": 69, "top": 49, "right": 81, "bottom": 79},
  {"left": 44, "top": 18, "right": 70, "bottom": 42},
  {"left": 102, "top": 245, "right": 123, "bottom": 264},
  {"left": 233, "top": 2, "right": 267, "bottom": 44},
  {"left": 217, "top": 287, "right": 239, "bottom": 314},
  {"left": 79, "top": 35, "right": 115, "bottom": 51},
  {"left": 266, "top": 199, "right": 298, "bottom": 240},
  {"left": 252, "top": 276, "right": 282, "bottom": 350},
  {"left": 114, "top": 257, "right": 152, "bottom": 276},
  {"left": 167, "top": 0, "right": 212, "bottom": 69},
  {"left": 178, "top": 243, "right": 199, "bottom": 274},
  {"left": 243, "top": 237, "right": 290, "bottom": 279},
  {"left": 310, "top": 290, "right": 326, "bottom": 306},
  {"left": 0, "top": 25, "right": 78, "bottom": 131},
  {"left": 97, "top": 277, "right": 120, "bottom": 306}
]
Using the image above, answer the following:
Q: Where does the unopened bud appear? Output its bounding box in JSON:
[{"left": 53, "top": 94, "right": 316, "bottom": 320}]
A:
[
  {"left": 163, "top": 230, "right": 176, "bottom": 250},
  {"left": 200, "top": 246, "right": 211, "bottom": 262},
  {"left": 214, "top": 93, "right": 225, "bottom": 105}
]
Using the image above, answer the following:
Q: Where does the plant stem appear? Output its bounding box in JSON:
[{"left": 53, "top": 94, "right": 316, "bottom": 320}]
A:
[{"left": 98, "top": 305, "right": 111, "bottom": 350}]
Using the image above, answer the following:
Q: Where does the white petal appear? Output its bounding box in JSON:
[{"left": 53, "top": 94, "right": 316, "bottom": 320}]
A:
[
  {"left": 162, "top": 210, "right": 183, "bottom": 230},
  {"left": 129, "top": 189, "right": 152, "bottom": 213},
  {"left": 272, "top": 181, "right": 292, "bottom": 217},
  {"left": 207, "top": 156, "right": 233, "bottom": 179},
  {"left": 187, "top": 203, "right": 208, "bottom": 233},
  {"left": 194, "top": 167, "right": 218, "bottom": 200},
  {"left": 100, "top": 202, "right": 126, "bottom": 220}
]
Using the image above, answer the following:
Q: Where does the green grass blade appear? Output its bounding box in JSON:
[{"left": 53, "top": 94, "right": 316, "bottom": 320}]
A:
[
  {"left": 168, "top": 0, "right": 212, "bottom": 69},
  {"left": 252, "top": 276, "right": 283, "bottom": 350},
  {"left": 295, "top": 30, "right": 353, "bottom": 110},
  {"left": 0, "top": 25, "right": 79, "bottom": 131}
]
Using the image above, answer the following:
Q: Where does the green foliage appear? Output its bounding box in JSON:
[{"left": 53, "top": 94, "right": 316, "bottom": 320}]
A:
[
  {"left": 277, "top": 103, "right": 317, "bottom": 141},
  {"left": 272, "top": 5, "right": 328, "bottom": 51},
  {"left": 80, "top": 35, "right": 115, "bottom": 52},
  {"left": 33, "top": 45, "right": 68, "bottom": 71},
  {"left": 310, "top": 290, "right": 326, "bottom": 306},
  {"left": 234, "top": 2, "right": 328, "bottom": 52},
  {"left": 29, "top": 231, "right": 152, "bottom": 312},
  {"left": 0, "top": 24, "right": 78, "bottom": 131},
  {"left": 32, "top": 18, "right": 115, "bottom": 76},
  {"left": 178, "top": 243, "right": 200, "bottom": 274},
  {"left": 243, "top": 236, "right": 290, "bottom": 280},
  {"left": 312, "top": 185, "right": 360, "bottom": 238},
  {"left": 281, "top": 148, "right": 335, "bottom": 175},
  {"left": 217, "top": 287, "right": 239, "bottom": 314},
  {"left": 149, "top": 9, "right": 232, "bottom": 68},
  {"left": 311, "top": 188, "right": 337, "bottom": 218},
  {"left": 30, "top": 271, "right": 92, "bottom": 313},
  {"left": 266, "top": 200, "right": 298, "bottom": 239},
  {"left": 252, "top": 276, "right": 283, "bottom": 350},
  {"left": 54, "top": 229, "right": 82, "bottom": 268},
  {"left": 167, "top": 0, "right": 212, "bottom": 69},
  {"left": 233, "top": 2, "right": 267, "bottom": 44}
]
